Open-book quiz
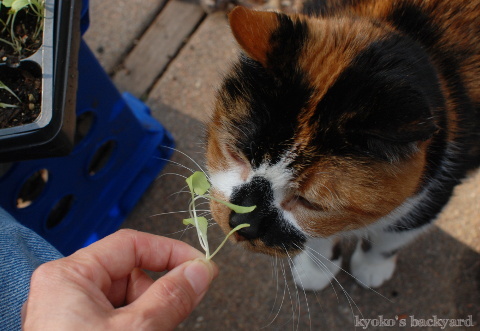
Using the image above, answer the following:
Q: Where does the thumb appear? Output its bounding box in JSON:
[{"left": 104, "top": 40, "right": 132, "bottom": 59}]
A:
[{"left": 125, "top": 258, "right": 217, "bottom": 330}]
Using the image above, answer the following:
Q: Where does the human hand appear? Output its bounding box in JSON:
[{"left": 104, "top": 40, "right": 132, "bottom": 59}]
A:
[{"left": 22, "top": 229, "right": 218, "bottom": 331}]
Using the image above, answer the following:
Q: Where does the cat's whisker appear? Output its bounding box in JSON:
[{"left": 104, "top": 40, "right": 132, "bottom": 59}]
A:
[
  {"left": 300, "top": 245, "right": 362, "bottom": 324},
  {"left": 261, "top": 257, "right": 278, "bottom": 328},
  {"left": 291, "top": 243, "right": 341, "bottom": 307},
  {"left": 166, "top": 189, "right": 191, "bottom": 200},
  {"left": 155, "top": 172, "right": 187, "bottom": 181},
  {"left": 195, "top": 201, "right": 211, "bottom": 208},
  {"left": 284, "top": 246, "right": 312, "bottom": 331},
  {"left": 148, "top": 210, "right": 210, "bottom": 218},
  {"left": 160, "top": 145, "right": 211, "bottom": 181},
  {"left": 159, "top": 224, "right": 196, "bottom": 237},
  {"left": 280, "top": 259, "right": 297, "bottom": 329},
  {"left": 156, "top": 157, "right": 196, "bottom": 175},
  {"left": 260, "top": 255, "right": 286, "bottom": 330}
]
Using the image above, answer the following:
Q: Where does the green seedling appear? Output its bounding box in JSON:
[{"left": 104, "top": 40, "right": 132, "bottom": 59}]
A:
[
  {"left": 184, "top": 171, "right": 255, "bottom": 260},
  {"left": 1, "top": 0, "right": 45, "bottom": 55},
  {"left": 0, "top": 79, "right": 20, "bottom": 108}
]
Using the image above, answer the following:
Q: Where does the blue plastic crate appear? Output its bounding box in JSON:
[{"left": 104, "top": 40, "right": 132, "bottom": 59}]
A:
[{"left": 0, "top": 40, "right": 174, "bottom": 255}]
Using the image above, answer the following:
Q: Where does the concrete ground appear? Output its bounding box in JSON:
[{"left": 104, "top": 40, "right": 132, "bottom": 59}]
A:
[{"left": 84, "top": 1, "right": 479, "bottom": 329}]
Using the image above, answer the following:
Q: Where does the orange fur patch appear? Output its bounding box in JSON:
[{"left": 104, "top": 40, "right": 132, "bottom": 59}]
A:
[
  {"left": 292, "top": 147, "right": 428, "bottom": 237},
  {"left": 228, "top": 7, "right": 279, "bottom": 67}
]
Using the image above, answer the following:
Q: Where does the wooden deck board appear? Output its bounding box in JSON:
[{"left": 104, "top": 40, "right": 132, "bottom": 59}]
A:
[
  {"left": 84, "top": 0, "right": 168, "bottom": 74},
  {"left": 113, "top": 0, "right": 206, "bottom": 98}
]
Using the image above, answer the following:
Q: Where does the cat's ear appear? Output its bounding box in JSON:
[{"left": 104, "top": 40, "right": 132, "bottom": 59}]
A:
[{"left": 228, "top": 7, "right": 279, "bottom": 66}]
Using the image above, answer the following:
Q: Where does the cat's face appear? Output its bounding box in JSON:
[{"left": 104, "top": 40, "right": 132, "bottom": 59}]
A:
[{"left": 206, "top": 7, "right": 441, "bottom": 256}]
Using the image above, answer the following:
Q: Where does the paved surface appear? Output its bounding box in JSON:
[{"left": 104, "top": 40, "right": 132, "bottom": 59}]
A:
[{"left": 84, "top": 1, "right": 480, "bottom": 330}]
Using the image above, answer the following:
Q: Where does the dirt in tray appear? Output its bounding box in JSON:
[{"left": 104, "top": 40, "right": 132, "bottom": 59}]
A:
[
  {"left": 0, "top": 62, "right": 42, "bottom": 129},
  {"left": 0, "top": 5, "right": 43, "bottom": 65}
]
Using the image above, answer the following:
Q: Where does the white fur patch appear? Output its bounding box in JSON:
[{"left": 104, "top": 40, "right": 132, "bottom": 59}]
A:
[
  {"left": 293, "top": 238, "right": 342, "bottom": 291},
  {"left": 350, "top": 244, "right": 397, "bottom": 288},
  {"left": 209, "top": 165, "right": 244, "bottom": 197}
]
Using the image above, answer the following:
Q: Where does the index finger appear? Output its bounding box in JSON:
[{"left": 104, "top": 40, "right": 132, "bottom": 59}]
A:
[{"left": 66, "top": 229, "right": 205, "bottom": 294}]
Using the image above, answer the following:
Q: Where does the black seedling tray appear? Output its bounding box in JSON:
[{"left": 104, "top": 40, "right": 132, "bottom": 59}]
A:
[{"left": 0, "top": 0, "right": 81, "bottom": 162}]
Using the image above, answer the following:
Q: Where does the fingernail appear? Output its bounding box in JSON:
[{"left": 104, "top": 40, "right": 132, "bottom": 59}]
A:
[{"left": 184, "top": 258, "right": 214, "bottom": 295}]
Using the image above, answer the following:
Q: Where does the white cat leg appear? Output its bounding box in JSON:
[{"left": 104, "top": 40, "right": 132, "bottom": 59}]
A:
[
  {"left": 293, "top": 237, "right": 342, "bottom": 291},
  {"left": 350, "top": 242, "right": 397, "bottom": 289},
  {"left": 351, "top": 227, "right": 428, "bottom": 288}
]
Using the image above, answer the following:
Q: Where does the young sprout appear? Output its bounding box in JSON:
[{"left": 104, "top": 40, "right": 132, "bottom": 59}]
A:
[
  {"left": 184, "top": 171, "right": 255, "bottom": 260},
  {"left": 0, "top": 79, "right": 20, "bottom": 108},
  {"left": 1, "top": 0, "right": 45, "bottom": 54}
]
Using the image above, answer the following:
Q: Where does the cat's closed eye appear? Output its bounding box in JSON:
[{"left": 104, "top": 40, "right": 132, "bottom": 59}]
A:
[{"left": 284, "top": 194, "right": 328, "bottom": 212}]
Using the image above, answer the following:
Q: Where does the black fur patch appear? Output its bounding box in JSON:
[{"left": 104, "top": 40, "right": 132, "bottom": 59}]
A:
[
  {"left": 222, "top": 16, "right": 313, "bottom": 168},
  {"left": 388, "top": 3, "right": 442, "bottom": 49},
  {"left": 303, "top": 0, "right": 368, "bottom": 16},
  {"left": 331, "top": 241, "right": 342, "bottom": 260},
  {"left": 308, "top": 34, "right": 442, "bottom": 162},
  {"left": 385, "top": 4, "right": 479, "bottom": 232},
  {"left": 361, "top": 238, "right": 372, "bottom": 252}
]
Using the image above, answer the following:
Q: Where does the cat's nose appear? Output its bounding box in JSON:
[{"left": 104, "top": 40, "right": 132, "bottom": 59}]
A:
[
  {"left": 228, "top": 176, "right": 273, "bottom": 240},
  {"left": 229, "top": 206, "right": 266, "bottom": 240}
]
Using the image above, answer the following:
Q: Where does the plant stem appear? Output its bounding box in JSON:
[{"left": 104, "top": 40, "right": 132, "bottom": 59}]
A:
[{"left": 208, "top": 224, "right": 250, "bottom": 260}]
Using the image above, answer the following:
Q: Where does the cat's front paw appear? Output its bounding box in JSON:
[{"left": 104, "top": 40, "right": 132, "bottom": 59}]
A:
[
  {"left": 293, "top": 252, "right": 342, "bottom": 291},
  {"left": 350, "top": 248, "right": 397, "bottom": 288}
]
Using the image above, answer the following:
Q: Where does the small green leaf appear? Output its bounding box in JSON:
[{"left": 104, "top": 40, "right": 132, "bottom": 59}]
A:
[
  {"left": 208, "top": 195, "right": 256, "bottom": 214},
  {"left": 11, "top": 0, "right": 29, "bottom": 12},
  {"left": 221, "top": 201, "right": 256, "bottom": 213},
  {"left": 0, "top": 80, "right": 21, "bottom": 102},
  {"left": 186, "top": 171, "right": 211, "bottom": 196},
  {"left": 183, "top": 216, "right": 208, "bottom": 239},
  {"left": 1, "top": 0, "right": 15, "bottom": 8},
  {"left": 0, "top": 102, "right": 18, "bottom": 108}
]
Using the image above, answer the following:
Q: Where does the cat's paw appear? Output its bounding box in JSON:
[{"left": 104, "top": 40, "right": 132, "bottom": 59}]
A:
[
  {"left": 293, "top": 252, "right": 342, "bottom": 291},
  {"left": 350, "top": 248, "right": 397, "bottom": 288}
]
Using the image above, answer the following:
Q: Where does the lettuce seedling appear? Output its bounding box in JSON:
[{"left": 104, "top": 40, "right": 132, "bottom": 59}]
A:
[
  {"left": 1, "top": 0, "right": 45, "bottom": 54},
  {"left": 0, "top": 79, "right": 20, "bottom": 108},
  {"left": 184, "top": 171, "right": 255, "bottom": 260}
]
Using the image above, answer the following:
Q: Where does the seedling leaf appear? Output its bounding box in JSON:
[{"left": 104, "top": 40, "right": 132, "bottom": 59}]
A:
[
  {"left": 186, "top": 171, "right": 211, "bottom": 196},
  {"left": 0, "top": 102, "right": 18, "bottom": 108},
  {"left": 208, "top": 196, "right": 256, "bottom": 214},
  {"left": 11, "top": 0, "right": 30, "bottom": 12},
  {"left": 2, "top": 0, "right": 15, "bottom": 7},
  {"left": 0, "top": 80, "right": 21, "bottom": 102},
  {"left": 183, "top": 217, "right": 208, "bottom": 239}
]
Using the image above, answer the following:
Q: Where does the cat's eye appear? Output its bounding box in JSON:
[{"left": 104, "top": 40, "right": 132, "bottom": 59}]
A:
[
  {"left": 226, "top": 146, "right": 248, "bottom": 166},
  {"left": 293, "top": 195, "right": 327, "bottom": 212}
]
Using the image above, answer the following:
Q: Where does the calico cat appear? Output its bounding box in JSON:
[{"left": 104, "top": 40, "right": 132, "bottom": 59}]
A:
[{"left": 205, "top": 0, "right": 480, "bottom": 290}]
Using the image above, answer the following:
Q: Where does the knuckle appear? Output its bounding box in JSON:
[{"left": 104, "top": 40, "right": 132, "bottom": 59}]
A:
[
  {"left": 30, "top": 261, "right": 64, "bottom": 286},
  {"left": 115, "top": 228, "right": 137, "bottom": 240}
]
